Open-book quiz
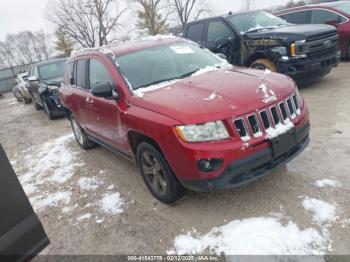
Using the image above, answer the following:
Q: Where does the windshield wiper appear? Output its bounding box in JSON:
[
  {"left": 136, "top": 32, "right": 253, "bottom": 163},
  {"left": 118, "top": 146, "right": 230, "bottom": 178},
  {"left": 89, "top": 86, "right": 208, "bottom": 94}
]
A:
[{"left": 135, "top": 69, "right": 202, "bottom": 90}]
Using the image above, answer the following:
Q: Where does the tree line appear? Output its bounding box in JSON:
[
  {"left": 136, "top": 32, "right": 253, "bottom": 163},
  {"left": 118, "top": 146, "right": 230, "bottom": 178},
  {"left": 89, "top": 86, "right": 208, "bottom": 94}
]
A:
[{"left": 0, "top": 0, "right": 339, "bottom": 68}]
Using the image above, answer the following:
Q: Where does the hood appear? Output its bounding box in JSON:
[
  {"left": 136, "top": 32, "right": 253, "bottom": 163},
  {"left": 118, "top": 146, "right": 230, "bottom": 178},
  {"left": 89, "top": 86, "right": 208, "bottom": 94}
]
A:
[
  {"left": 244, "top": 24, "right": 336, "bottom": 43},
  {"left": 129, "top": 68, "right": 296, "bottom": 124}
]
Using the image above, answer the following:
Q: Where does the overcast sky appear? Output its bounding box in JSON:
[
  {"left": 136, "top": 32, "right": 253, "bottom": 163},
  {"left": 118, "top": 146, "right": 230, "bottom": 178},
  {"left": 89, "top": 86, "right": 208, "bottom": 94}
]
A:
[{"left": 0, "top": 0, "right": 289, "bottom": 41}]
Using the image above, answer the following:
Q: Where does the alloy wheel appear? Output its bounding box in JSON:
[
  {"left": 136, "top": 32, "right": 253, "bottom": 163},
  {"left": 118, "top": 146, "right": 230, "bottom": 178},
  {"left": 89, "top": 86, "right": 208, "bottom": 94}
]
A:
[{"left": 140, "top": 151, "right": 167, "bottom": 195}]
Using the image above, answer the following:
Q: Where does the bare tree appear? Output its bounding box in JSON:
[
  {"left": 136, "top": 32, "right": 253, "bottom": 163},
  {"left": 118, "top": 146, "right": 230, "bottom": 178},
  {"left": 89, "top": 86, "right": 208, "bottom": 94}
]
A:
[
  {"left": 133, "top": 0, "right": 168, "bottom": 35},
  {"left": 47, "top": 0, "right": 127, "bottom": 47},
  {"left": 171, "top": 0, "right": 207, "bottom": 29}
]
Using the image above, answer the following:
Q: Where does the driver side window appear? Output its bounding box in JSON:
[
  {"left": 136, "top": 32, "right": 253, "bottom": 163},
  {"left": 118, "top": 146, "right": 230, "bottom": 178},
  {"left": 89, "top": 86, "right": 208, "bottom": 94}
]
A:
[
  {"left": 207, "top": 20, "right": 233, "bottom": 42},
  {"left": 89, "top": 59, "right": 114, "bottom": 90}
]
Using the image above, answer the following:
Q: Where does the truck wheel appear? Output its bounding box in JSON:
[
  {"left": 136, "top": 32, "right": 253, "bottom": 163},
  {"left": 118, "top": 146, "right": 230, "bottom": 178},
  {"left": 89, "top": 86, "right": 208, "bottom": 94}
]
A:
[
  {"left": 250, "top": 59, "right": 277, "bottom": 72},
  {"left": 43, "top": 100, "right": 54, "bottom": 120},
  {"left": 34, "top": 101, "right": 43, "bottom": 111},
  {"left": 137, "top": 142, "right": 185, "bottom": 204},
  {"left": 70, "top": 116, "right": 96, "bottom": 150},
  {"left": 23, "top": 96, "right": 31, "bottom": 104}
]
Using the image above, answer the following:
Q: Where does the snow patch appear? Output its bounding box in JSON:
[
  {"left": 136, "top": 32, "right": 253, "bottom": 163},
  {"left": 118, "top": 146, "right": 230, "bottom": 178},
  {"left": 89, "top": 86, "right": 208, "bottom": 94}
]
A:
[
  {"left": 77, "top": 213, "right": 92, "bottom": 221},
  {"left": 79, "top": 177, "right": 103, "bottom": 191},
  {"left": 133, "top": 79, "right": 179, "bottom": 98},
  {"left": 31, "top": 191, "right": 71, "bottom": 212},
  {"left": 257, "top": 83, "right": 277, "bottom": 104},
  {"left": 100, "top": 192, "right": 124, "bottom": 215},
  {"left": 203, "top": 92, "right": 218, "bottom": 101},
  {"left": 313, "top": 179, "right": 340, "bottom": 188},
  {"left": 302, "top": 198, "right": 338, "bottom": 225},
  {"left": 168, "top": 216, "right": 330, "bottom": 255}
]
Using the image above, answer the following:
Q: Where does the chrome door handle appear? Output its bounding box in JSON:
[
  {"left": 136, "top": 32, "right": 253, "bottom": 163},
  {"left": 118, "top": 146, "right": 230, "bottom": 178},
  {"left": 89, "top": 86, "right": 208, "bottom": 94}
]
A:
[{"left": 85, "top": 97, "right": 94, "bottom": 104}]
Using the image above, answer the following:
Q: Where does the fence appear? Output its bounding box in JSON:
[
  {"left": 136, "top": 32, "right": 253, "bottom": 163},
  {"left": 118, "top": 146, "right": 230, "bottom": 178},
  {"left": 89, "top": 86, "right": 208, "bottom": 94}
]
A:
[{"left": 0, "top": 64, "right": 30, "bottom": 93}]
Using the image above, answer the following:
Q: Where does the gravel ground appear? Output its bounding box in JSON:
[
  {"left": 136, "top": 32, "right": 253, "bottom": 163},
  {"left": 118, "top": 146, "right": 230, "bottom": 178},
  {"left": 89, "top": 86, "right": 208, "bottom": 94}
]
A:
[{"left": 0, "top": 63, "right": 349, "bottom": 255}]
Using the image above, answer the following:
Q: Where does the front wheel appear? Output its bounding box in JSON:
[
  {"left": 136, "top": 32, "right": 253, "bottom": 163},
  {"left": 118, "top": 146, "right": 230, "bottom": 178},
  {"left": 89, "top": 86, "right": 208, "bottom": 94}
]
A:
[
  {"left": 250, "top": 58, "right": 277, "bottom": 72},
  {"left": 137, "top": 142, "right": 185, "bottom": 204},
  {"left": 70, "top": 116, "right": 96, "bottom": 150},
  {"left": 43, "top": 100, "right": 54, "bottom": 120}
]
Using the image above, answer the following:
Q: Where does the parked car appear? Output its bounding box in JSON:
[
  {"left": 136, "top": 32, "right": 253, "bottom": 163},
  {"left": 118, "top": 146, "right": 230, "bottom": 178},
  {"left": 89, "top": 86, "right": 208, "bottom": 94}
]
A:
[
  {"left": 27, "top": 58, "right": 66, "bottom": 119},
  {"left": 275, "top": 1, "right": 350, "bottom": 59},
  {"left": 59, "top": 37, "right": 310, "bottom": 204},
  {"left": 184, "top": 10, "right": 340, "bottom": 83},
  {"left": 0, "top": 143, "right": 49, "bottom": 258},
  {"left": 12, "top": 72, "right": 32, "bottom": 104}
]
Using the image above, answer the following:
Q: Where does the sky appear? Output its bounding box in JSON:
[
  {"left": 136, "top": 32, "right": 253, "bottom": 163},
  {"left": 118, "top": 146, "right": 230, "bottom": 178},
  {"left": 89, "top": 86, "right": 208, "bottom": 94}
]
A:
[{"left": 0, "top": 0, "right": 290, "bottom": 41}]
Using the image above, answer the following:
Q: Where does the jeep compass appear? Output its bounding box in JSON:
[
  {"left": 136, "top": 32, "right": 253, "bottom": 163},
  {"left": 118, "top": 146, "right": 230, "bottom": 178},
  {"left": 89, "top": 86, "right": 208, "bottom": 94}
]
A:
[{"left": 59, "top": 37, "right": 310, "bottom": 204}]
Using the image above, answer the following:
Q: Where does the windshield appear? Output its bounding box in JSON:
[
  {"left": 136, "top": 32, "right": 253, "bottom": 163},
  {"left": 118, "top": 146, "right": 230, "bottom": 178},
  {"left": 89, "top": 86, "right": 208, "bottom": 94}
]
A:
[
  {"left": 115, "top": 43, "right": 225, "bottom": 91},
  {"left": 228, "top": 11, "right": 290, "bottom": 34},
  {"left": 38, "top": 61, "right": 65, "bottom": 81},
  {"left": 335, "top": 2, "right": 350, "bottom": 15}
]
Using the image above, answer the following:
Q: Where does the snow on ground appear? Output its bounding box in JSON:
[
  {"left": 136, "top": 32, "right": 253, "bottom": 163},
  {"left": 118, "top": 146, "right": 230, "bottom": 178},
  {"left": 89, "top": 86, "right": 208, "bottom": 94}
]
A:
[
  {"left": 12, "top": 134, "right": 126, "bottom": 223},
  {"left": 302, "top": 198, "right": 339, "bottom": 226},
  {"left": 100, "top": 192, "right": 124, "bottom": 215},
  {"left": 313, "top": 179, "right": 340, "bottom": 188},
  {"left": 168, "top": 216, "right": 330, "bottom": 255},
  {"left": 79, "top": 176, "right": 104, "bottom": 191}
]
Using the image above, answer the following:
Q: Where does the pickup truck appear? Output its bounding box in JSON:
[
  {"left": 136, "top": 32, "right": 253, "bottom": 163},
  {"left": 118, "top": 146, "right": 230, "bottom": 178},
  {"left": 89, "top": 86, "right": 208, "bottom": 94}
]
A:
[{"left": 184, "top": 10, "right": 341, "bottom": 83}]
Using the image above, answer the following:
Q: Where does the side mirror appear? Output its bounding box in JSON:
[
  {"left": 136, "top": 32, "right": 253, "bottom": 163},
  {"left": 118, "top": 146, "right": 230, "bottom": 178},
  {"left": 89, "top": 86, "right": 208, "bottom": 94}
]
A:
[
  {"left": 326, "top": 19, "right": 338, "bottom": 27},
  {"left": 91, "top": 82, "right": 118, "bottom": 100},
  {"left": 28, "top": 76, "right": 38, "bottom": 82}
]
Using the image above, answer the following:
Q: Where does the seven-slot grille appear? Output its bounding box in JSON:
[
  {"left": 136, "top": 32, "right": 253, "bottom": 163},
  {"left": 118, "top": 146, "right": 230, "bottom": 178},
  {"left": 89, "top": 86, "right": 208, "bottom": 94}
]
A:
[{"left": 233, "top": 94, "right": 301, "bottom": 141}]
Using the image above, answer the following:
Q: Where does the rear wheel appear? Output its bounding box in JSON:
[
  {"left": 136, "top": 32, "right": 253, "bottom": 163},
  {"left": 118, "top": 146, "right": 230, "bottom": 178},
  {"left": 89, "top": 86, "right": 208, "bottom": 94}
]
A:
[
  {"left": 23, "top": 96, "right": 31, "bottom": 104},
  {"left": 137, "top": 142, "right": 185, "bottom": 204},
  {"left": 70, "top": 116, "right": 96, "bottom": 150},
  {"left": 250, "top": 58, "right": 277, "bottom": 72}
]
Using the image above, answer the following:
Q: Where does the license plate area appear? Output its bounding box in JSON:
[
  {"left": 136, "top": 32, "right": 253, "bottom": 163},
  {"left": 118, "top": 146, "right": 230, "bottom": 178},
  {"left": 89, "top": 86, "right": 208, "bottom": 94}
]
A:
[{"left": 270, "top": 127, "right": 297, "bottom": 158}]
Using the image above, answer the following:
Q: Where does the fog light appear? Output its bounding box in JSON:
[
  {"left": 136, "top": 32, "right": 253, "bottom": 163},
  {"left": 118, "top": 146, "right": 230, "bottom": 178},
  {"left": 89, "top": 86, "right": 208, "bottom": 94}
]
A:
[{"left": 197, "top": 159, "right": 223, "bottom": 173}]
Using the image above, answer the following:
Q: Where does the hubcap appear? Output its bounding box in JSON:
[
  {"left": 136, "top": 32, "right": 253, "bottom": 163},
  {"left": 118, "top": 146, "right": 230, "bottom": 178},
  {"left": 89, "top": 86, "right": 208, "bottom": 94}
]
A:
[
  {"left": 72, "top": 119, "right": 84, "bottom": 145},
  {"left": 141, "top": 151, "right": 166, "bottom": 195}
]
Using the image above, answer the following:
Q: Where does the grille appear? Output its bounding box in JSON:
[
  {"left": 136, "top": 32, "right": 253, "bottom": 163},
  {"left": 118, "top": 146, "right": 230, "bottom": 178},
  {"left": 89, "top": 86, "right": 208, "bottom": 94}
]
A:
[
  {"left": 233, "top": 93, "right": 301, "bottom": 141},
  {"left": 306, "top": 31, "right": 337, "bottom": 42},
  {"left": 300, "top": 31, "right": 338, "bottom": 57}
]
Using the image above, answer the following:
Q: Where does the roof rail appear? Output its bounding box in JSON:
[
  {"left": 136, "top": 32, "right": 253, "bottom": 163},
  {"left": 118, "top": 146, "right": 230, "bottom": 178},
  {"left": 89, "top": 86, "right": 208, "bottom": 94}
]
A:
[{"left": 71, "top": 46, "right": 115, "bottom": 59}]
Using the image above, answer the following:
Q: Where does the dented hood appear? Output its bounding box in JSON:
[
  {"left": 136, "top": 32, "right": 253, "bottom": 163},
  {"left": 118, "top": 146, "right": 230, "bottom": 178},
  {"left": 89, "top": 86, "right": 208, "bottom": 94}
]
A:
[{"left": 129, "top": 67, "right": 296, "bottom": 124}]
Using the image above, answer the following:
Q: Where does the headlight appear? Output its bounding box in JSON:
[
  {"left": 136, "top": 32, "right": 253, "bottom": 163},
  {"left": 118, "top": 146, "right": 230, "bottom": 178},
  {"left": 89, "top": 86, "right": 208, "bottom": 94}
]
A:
[
  {"left": 175, "top": 121, "right": 229, "bottom": 142},
  {"left": 48, "top": 85, "right": 59, "bottom": 90},
  {"left": 271, "top": 46, "right": 287, "bottom": 56},
  {"left": 290, "top": 43, "right": 296, "bottom": 57}
]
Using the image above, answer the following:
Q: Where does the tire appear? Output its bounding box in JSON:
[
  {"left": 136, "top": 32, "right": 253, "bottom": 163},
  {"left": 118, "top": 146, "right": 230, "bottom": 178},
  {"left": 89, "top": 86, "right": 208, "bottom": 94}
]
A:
[
  {"left": 13, "top": 91, "right": 21, "bottom": 102},
  {"left": 136, "top": 142, "right": 185, "bottom": 204},
  {"left": 70, "top": 115, "right": 96, "bottom": 150},
  {"left": 43, "top": 100, "right": 54, "bottom": 120},
  {"left": 250, "top": 58, "right": 277, "bottom": 72},
  {"left": 33, "top": 97, "right": 43, "bottom": 110},
  {"left": 23, "top": 96, "right": 32, "bottom": 104}
]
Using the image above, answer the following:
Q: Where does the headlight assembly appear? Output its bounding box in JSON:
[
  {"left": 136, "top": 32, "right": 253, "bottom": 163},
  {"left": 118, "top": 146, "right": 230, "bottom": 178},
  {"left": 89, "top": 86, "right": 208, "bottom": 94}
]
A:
[
  {"left": 175, "top": 121, "right": 229, "bottom": 142},
  {"left": 271, "top": 46, "right": 287, "bottom": 56}
]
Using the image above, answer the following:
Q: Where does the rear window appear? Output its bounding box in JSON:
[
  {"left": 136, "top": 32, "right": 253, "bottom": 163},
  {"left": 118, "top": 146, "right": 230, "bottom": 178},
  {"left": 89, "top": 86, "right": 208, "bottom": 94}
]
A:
[
  {"left": 186, "top": 23, "right": 204, "bottom": 43},
  {"left": 38, "top": 61, "right": 65, "bottom": 81}
]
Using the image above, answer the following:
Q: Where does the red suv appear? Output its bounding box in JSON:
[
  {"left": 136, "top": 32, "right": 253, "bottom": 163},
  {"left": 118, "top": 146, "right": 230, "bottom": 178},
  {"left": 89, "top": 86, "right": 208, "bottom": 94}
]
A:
[
  {"left": 59, "top": 37, "right": 310, "bottom": 204},
  {"left": 275, "top": 1, "right": 350, "bottom": 59}
]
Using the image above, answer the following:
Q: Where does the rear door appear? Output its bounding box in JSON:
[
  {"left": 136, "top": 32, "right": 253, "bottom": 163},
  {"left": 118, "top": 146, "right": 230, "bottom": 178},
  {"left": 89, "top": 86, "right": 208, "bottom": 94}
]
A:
[{"left": 0, "top": 143, "right": 49, "bottom": 258}]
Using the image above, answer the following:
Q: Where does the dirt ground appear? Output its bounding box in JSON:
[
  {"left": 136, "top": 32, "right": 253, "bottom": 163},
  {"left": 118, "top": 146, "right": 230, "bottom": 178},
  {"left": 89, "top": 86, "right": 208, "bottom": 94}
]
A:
[{"left": 0, "top": 63, "right": 350, "bottom": 255}]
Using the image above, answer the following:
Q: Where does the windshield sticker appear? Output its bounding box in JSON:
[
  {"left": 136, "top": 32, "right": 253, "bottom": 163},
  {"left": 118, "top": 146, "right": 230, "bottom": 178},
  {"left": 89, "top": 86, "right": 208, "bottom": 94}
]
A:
[{"left": 170, "top": 45, "right": 194, "bottom": 54}]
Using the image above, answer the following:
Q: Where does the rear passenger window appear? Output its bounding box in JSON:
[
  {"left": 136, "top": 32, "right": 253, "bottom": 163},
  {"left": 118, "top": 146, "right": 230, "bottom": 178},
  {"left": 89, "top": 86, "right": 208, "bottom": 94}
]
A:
[
  {"left": 280, "top": 10, "right": 311, "bottom": 24},
  {"left": 76, "top": 60, "right": 88, "bottom": 89},
  {"left": 311, "top": 9, "right": 346, "bottom": 24},
  {"left": 186, "top": 23, "right": 204, "bottom": 43},
  {"left": 89, "top": 59, "right": 114, "bottom": 89}
]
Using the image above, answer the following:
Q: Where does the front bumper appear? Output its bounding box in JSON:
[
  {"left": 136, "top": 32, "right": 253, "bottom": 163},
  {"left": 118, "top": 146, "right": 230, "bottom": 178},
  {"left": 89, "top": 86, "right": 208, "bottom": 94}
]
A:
[
  {"left": 42, "top": 91, "right": 65, "bottom": 116},
  {"left": 277, "top": 51, "right": 340, "bottom": 81},
  {"left": 180, "top": 123, "right": 310, "bottom": 192}
]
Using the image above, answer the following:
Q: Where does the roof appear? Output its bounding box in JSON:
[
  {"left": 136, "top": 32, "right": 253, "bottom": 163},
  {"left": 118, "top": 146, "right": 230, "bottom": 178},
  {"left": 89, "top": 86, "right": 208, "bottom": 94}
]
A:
[
  {"left": 70, "top": 36, "right": 187, "bottom": 59},
  {"left": 275, "top": 0, "right": 350, "bottom": 14}
]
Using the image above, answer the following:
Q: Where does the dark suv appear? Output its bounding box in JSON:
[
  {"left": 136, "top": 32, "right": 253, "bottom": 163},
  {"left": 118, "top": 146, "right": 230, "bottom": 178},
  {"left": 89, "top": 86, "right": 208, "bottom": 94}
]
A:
[
  {"left": 28, "top": 58, "right": 66, "bottom": 119},
  {"left": 184, "top": 10, "right": 340, "bottom": 82},
  {"left": 59, "top": 37, "right": 310, "bottom": 204}
]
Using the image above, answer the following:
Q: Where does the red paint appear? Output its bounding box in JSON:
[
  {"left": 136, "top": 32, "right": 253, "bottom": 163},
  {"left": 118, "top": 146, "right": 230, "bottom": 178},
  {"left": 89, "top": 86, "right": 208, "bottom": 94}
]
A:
[{"left": 59, "top": 38, "right": 309, "bottom": 182}]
